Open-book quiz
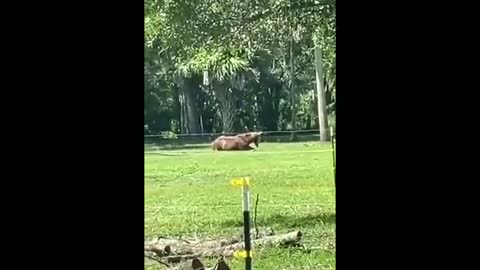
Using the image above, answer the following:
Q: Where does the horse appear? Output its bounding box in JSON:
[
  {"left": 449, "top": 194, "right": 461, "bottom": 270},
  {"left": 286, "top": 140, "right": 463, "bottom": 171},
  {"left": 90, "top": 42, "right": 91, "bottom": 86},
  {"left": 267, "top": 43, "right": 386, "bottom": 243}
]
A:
[{"left": 212, "top": 132, "right": 263, "bottom": 151}]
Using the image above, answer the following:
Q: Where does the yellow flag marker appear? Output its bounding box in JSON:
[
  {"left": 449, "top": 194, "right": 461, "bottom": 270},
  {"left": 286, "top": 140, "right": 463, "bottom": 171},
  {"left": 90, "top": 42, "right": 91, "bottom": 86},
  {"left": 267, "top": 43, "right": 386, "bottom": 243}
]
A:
[
  {"left": 231, "top": 177, "right": 251, "bottom": 187},
  {"left": 233, "top": 249, "right": 253, "bottom": 259}
]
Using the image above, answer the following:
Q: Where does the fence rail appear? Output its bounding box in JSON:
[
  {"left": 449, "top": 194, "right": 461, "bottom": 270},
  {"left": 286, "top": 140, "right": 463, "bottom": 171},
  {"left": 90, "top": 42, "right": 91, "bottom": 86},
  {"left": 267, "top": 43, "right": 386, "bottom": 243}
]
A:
[
  {"left": 144, "top": 129, "right": 336, "bottom": 138},
  {"left": 144, "top": 129, "right": 335, "bottom": 142}
]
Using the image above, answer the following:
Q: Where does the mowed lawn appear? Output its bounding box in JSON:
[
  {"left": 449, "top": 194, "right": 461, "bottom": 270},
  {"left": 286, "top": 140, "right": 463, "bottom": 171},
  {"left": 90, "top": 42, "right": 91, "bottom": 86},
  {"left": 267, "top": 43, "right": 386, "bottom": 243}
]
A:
[{"left": 145, "top": 142, "right": 336, "bottom": 269}]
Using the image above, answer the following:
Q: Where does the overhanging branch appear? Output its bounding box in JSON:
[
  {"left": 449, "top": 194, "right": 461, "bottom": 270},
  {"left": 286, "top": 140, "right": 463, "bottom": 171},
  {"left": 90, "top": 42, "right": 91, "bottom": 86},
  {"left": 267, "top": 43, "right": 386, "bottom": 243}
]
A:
[{"left": 243, "top": 0, "right": 335, "bottom": 25}]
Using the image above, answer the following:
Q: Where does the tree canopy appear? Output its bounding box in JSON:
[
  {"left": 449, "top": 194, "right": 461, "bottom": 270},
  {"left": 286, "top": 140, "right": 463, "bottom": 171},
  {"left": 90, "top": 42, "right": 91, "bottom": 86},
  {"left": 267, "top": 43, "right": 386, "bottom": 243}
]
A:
[{"left": 145, "top": 0, "right": 336, "bottom": 136}]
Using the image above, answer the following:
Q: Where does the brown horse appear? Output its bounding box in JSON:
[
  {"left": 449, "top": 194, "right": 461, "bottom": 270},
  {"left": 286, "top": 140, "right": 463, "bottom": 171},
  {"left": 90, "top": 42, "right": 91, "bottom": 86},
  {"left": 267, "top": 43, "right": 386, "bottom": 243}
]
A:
[{"left": 212, "top": 132, "right": 263, "bottom": 151}]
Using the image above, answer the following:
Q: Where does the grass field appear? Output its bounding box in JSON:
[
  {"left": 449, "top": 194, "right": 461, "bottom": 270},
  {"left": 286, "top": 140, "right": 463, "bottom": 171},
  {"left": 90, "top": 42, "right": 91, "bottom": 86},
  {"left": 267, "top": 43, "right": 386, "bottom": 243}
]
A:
[{"left": 145, "top": 141, "right": 336, "bottom": 269}]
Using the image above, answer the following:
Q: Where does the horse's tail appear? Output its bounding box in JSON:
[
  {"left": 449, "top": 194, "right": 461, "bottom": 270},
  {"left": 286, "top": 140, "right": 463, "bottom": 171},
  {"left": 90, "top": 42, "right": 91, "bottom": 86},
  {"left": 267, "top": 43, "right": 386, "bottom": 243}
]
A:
[
  {"left": 212, "top": 141, "right": 217, "bottom": 150},
  {"left": 212, "top": 136, "right": 224, "bottom": 150}
]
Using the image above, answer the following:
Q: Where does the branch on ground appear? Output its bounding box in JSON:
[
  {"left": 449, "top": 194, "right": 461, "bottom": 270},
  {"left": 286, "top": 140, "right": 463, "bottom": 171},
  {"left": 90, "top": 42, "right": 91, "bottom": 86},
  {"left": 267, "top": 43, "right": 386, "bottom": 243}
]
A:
[{"left": 145, "top": 230, "right": 303, "bottom": 267}]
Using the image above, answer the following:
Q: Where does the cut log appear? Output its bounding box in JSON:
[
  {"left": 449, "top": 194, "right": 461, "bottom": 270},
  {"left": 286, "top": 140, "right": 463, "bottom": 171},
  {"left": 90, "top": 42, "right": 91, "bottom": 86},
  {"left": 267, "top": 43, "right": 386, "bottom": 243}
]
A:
[
  {"left": 145, "top": 230, "right": 303, "bottom": 262},
  {"left": 145, "top": 227, "right": 275, "bottom": 257}
]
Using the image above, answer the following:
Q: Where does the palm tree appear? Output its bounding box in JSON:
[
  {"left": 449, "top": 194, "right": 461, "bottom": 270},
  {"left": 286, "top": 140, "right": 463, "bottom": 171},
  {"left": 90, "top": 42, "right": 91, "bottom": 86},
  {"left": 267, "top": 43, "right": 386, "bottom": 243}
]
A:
[{"left": 181, "top": 47, "right": 250, "bottom": 133}]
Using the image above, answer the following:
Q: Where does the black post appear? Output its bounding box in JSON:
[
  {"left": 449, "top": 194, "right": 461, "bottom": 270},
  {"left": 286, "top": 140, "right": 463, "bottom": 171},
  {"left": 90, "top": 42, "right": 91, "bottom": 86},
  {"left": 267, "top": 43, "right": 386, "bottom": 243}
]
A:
[
  {"left": 232, "top": 177, "right": 253, "bottom": 270},
  {"left": 243, "top": 211, "right": 252, "bottom": 270},
  {"left": 330, "top": 126, "right": 336, "bottom": 187}
]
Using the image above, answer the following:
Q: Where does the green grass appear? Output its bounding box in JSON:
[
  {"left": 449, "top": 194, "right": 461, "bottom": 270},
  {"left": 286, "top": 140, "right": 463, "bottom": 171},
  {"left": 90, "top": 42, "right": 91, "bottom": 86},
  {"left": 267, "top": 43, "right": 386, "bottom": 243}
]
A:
[{"left": 145, "top": 141, "right": 335, "bottom": 269}]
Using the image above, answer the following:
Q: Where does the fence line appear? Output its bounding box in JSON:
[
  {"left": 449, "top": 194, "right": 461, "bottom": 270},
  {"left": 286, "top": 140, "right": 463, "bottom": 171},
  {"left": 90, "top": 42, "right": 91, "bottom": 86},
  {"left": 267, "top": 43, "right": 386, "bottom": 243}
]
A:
[{"left": 144, "top": 129, "right": 335, "bottom": 138}]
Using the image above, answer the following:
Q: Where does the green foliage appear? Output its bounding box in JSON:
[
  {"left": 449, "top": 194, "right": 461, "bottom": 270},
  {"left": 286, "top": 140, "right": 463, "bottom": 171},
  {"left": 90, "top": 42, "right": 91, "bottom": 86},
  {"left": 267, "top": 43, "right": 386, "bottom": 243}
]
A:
[
  {"left": 144, "top": 0, "right": 336, "bottom": 134},
  {"left": 179, "top": 47, "right": 250, "bottom": 81}
]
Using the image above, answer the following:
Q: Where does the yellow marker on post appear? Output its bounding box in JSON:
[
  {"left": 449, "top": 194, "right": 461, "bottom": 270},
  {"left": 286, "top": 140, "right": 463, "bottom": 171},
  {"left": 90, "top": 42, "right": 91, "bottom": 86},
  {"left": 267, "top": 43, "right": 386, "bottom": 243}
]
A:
[
  {"left": 231, "top": 177, "right": 251, "bottom": 187},
  {"left": 234, "top": 249, "right": 253, "bottom": 259}
]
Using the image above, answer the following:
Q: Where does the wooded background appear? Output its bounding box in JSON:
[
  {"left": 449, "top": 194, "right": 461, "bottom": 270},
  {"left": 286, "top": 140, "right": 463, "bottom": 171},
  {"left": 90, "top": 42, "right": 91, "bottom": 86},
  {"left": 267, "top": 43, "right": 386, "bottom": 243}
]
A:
[{"left": 144, "top": 0, "right": 336, "bottom": 140}]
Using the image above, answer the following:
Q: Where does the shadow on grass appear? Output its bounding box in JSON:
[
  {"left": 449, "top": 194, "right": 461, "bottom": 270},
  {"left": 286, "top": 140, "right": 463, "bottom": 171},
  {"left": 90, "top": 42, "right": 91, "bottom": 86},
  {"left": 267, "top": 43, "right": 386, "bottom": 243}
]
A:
[
  {"left": 221, "top": 212, "right": 335, "bottom": 229},
  {"left": 144, "top": 139, "right": 331, "bottom": 152},
  {"left": 145, "top": 143, "right": 210, "bottom": 151},
  {"left": 144, "top": 152, "right": 187, "bottom": 156}
]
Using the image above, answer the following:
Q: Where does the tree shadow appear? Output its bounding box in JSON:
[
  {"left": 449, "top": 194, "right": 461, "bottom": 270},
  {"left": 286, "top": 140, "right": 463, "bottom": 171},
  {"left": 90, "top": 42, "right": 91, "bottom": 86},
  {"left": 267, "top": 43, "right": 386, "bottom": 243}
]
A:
[
  {"left": 145, "top": 143, "right": 210, "bottom": 151},
  {"left": 263, "top": 212, "right": 336, "bottom": 228},
  {"left": 260, "top": 135, "right": 331, "bottom": 144},
  {"left": 144, "top": 152, "right": 187, "bottom": 156},
  {"left": 220, "top": 212, "right": 335, "bottom": 229},
  {"left": 144, "top": 134, "right": 333, "bottom": 152}
]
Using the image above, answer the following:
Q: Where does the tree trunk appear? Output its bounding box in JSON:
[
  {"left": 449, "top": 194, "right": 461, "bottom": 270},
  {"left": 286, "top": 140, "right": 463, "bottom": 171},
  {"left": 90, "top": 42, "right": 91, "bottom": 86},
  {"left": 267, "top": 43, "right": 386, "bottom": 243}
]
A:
[
  {"left": 176, "top": 77, "right": 189, "bottom": 134},
  {"left": 290, "top": 35, "right": 296, "bottom": 134},
  {"left": 199, "top": 115, "right": 204, "bottom": 134},
  {"left": 314, "top": 38, "right": 329, "bottom": 141},
  {"left": 214, "top": 82, "right": 236, "bottom": 133},
  {"left": 256, "top": 79, "right": 281, "bottom": 131},
  {"left": 221, "top": 94, "right": 235, "bottom": 133},
  {"left": 289, "top": 10, "right": 297, "bottom": 140},
  {"left": 178, "top": 89, "right": 188, "bottom": 134},
  {"left": 183, "top": 76, "right": 201, "bottom": 134},
  {"left": 231, "top": 74, "right": 246, "bottom": 132}
]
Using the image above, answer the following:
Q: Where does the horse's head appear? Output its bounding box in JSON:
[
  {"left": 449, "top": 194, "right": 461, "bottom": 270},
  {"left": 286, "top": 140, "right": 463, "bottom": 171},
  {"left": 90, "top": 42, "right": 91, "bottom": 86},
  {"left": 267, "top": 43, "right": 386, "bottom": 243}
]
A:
[{"left": 238, "top": 132, "right": 262, "bottom": 147}]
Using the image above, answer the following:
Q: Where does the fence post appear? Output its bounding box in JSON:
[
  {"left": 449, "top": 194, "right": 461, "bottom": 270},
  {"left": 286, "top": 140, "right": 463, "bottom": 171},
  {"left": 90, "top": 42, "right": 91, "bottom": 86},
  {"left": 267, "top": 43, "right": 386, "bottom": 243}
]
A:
[
  {"left": 231, "top": 177, "right": 253, "bottom": 270},
  {"left": 330, "top": 126, "right": 336, "bottom": 187}
]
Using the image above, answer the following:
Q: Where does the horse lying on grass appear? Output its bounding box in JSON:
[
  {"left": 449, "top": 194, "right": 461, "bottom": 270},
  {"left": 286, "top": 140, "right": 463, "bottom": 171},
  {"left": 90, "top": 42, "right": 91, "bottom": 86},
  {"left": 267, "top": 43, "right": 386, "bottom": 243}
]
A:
[{"left": 212, "top": 132, "right": 263, "bottom": 151}]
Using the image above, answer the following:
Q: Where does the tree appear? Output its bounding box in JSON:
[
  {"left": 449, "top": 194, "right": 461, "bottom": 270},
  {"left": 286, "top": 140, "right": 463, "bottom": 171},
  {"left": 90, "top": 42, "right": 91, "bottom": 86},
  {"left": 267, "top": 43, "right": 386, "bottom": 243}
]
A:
[
  {"left": 314, "top": 39, "right": 329, "bottom": 141},
  {"left": 144, "top": 0, "right": 336, "bottom": 135},
  {"left": 183, "top": 47, "right": 250, "bottom": 133}
]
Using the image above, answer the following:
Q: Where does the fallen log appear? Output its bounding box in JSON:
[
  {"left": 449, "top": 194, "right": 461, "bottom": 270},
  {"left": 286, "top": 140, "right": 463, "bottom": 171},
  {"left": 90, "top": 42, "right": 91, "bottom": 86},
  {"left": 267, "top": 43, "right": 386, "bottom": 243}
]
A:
[
  {"left": 217, "top": 230, "right": 302, "bottom": 257},
  {"left": 145, "top": 227, "right": 275, "bottom": 256},
  {"left": 145, "top": 236, "right": 241, "bottom": 257},
  {"left": 144, "top": 230, "right": 303, "bottom": 262}
]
